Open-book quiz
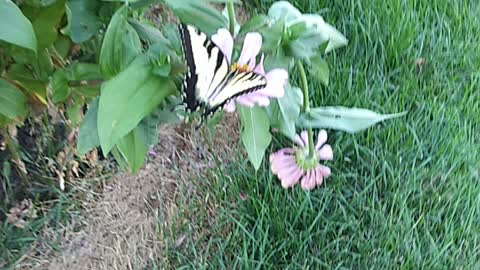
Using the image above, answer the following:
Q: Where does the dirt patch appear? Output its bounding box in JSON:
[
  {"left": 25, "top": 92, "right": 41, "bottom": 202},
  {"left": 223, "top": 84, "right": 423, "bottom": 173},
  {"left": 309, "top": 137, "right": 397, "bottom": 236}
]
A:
[{"left": 23, "top": 114, "right": 241, "bottom": 269}]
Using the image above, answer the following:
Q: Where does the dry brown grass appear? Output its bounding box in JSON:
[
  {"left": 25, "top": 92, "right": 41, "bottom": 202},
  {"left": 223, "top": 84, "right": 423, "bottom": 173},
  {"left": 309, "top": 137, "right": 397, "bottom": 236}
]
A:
[{"left": 22, "top": 114, "right": 241, "bottom": 269}]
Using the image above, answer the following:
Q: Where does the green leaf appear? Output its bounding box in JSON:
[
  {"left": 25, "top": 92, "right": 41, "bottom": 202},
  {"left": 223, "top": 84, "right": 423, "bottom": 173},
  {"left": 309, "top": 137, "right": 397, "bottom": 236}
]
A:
[
  {"left": 268, "top": 1, "right": 302, "bottom": 26},
  {"left": 65, "top": 0, "right": 103, "bottom": 43},
  {"left": 238, "top": 106, "right": 272, "bottom": 170},
  {"left": 53, "top": 34, "right": 72, "bottom": 58},
  {"left": 66, "top": 97, "right": 83, "bottom": 126},
  {"left": 0, "top": 0, "right": 37, "bottom": 52},
  {"left": 23, "top": 0, "right": 59, "bottom": 7},
  {"left": 309, "top": 54, "right": 329, "bottom": 86},
  {"left": 238, "top": 14, "right": 270, "bottom": 36},
  {"left": 137, "top": 115, "right": 158, "bottom": 146},
  {"left": 162, "top": 23, "right": 182, "bottom": 54},
  {"left": 163, "top": 0, "right": 227, "bottom": 35},
  {"left": 286, "top": 21, "right": 328, "bottom": 59},
  {"left": 70, "top": 63, "right": 102, "bottom": 97},
  {"left": 99, "top": 5, "right": 142, "bottom": 78},
  {"left": 300, "top": 14, "right": 348, "bottom": 53},
  {"left": 258, "top": 20, "right": 285, "bottom": 53},
  {"left": 77, "top": 98, "right": 100, "bottom": 155},
  {"left": 0, "top": 79, "right": 28, "bottom": 119},
  {"left": 50, "top": 69, "right": 70, "bottom": 103},
  {"left": 98, "top": 55, "right": 176, "bottom": 155},
  {"left": 267, "top": 83, "right": 302, "bottom": 139},
  {"left": 28, "top": 0, "right": 65, "bottom": 50},
  {"left": 5, "top": 65, "right": 47, "bottom": 104},
  {"left": 50, "top": 63, "right": 101, "bottom": 103},
  {"left": 115, "top": 127, "right": 148, "bottom": 173},
  {"left": 297, "top": 107, "right": 407, "bottom": 133},
  {"left": 128, "top": 18, "right": 171, "bottom": 45}
]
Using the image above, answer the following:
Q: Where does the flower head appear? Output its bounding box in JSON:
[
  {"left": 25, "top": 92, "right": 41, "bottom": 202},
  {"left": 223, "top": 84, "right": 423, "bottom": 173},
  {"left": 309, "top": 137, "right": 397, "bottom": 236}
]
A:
[
  {"left": 211, "top": 29, "right": 288, "bottom": 112},
  {"left": 270, "top": 130, "right": 333, "bottom": 190}
]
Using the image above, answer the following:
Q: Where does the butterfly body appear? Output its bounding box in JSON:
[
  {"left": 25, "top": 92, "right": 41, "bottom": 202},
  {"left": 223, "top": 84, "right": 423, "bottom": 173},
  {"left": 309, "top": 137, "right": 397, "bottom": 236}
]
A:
[{"left": 178, "top": 24, "right": 267, "bottom": 121}]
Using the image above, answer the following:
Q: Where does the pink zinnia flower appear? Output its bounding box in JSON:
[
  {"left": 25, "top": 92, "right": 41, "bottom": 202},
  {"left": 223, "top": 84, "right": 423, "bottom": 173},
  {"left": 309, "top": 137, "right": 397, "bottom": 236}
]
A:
[
  {"left": 211, "top": 29, "right": 288, "bottom": 112},
  {"left": 270, "top": 130, "right": 333, "bottom": 190}
]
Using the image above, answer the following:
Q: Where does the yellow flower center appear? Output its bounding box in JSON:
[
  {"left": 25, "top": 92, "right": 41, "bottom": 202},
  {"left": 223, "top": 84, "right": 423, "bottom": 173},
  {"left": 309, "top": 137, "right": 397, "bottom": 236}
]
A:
[{"left": 230, "top": 63, "right": 251, "bottom": 73}]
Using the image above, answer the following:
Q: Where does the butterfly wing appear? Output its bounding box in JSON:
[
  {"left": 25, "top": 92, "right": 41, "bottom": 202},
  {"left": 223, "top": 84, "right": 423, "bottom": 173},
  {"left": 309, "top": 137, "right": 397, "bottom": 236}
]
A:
[
  {"left": 202, "top": 69, "right": 267, "bottom": 117},
  {"left": 179, "top": 24, "right": 268, "bottom": 120},
  {"left": 179, "top": 24, "right": 231, "bottom": 112}
]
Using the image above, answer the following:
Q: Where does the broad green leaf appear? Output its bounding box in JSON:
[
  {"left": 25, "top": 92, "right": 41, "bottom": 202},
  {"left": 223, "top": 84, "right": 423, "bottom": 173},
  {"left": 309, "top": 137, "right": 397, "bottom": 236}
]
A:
[
  {"left": 267, "top": 83, "right": 302, "bottom": 139},
  {"left": 23, "top": 0, "right": 58, "bottom": 7},
  {"left": 0, "top": 0, "right": 37, "bottom": 52},
  {"left": 163, "top": 0, "right": 227, "bottom": 35},
  {"left": 238, "top": 14, "right": 270, "bottom": 35},
  {"left": 258, "top": 20, "right": 285, "bottom": 53},
  {"left": 137, "top": 115, "right": 158, "bottom": 146},
  {"left": 162, "top": 23, "right": 182, "bottom": 54},
  {"left": 111, "top": 146, "right": 129, "bottom": 170},
  {"left": 28, "top": 0, "right": 65, "bottom": 49},
  {"left": 98, "top": 55, "right": 176, "bottom": 155},
  {"left": 297, "top": 106, "right": 407, "bottom": 133},
  {"left": 153, "top": 96, "right": 184, "bottom": 125},
  {"left": 65, "top": 0, "right": 103, "bottom": 43},
  {"left": 263, "top": 52, "right": 292, "bottom": 70},
  {"left": 309, "top": 54, "right": 329, "bottom": 86},
  {"left": 70, "top": 63, "right": 102, "bottom": 97},
  {"left": 128, "top": 19, "right": 171, "bottom": 45},
  {"left": 300, "top": 14, "right": 348, "bottom": 53},
  {"left": 115, "top": 127, "right": 148, "bottom": 173},
  {"left": 31, "top": 48, "right": 54, "bottom": 79},
  {"left": 50, "top": 63, "right": 101, "bottom": 103},
  {"left": 99, "top": 5, "right": 142, "bottom": 78},
  {"left": 77, "top": 98, "right": 100, "bottom": 155},
  {"left": 268, "top": 1, "right": 302, "bottom": 26},
  {"left": 0, "top": 79, "right": 28, "bottom": 119},
  {"left": 286, "top": 21, "right": 328, "bottom": 59},
  {"left": 5, "top": 64, "right": 47, "bottom": 103},
  {"left": 238, "top": 106, "right": 272, "bottom": 170},
  {"left": 50, "top": 69, "right": 70, "bottom": 103},
  {"left": 267, "top": 2, "right": 347, "bottom": 54},
  {"left": 53, "top": 34, "right": 72, "bottom": 58}
]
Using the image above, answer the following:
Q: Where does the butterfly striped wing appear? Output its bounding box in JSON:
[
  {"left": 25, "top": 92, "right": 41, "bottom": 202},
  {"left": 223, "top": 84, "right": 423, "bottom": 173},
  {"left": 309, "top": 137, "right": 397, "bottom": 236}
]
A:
[
  {"left": 204, "top": 70, "right": 267, "bottom": 115},
  {"left": 179, "top": 24, "right": 267, "bottom": 118}
]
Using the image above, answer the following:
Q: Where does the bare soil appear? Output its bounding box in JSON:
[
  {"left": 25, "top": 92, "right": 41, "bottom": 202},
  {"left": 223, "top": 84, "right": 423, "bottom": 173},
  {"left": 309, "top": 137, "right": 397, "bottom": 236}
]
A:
[{"left": 20, "top": 115, "right": 241, "bottom": 269}]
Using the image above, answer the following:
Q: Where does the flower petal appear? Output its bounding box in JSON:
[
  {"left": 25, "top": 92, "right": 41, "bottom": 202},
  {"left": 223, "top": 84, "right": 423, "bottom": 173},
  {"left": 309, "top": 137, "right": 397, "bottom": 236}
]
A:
[
  {"left": 238, "top": 32, "right": 262, "bottom": 65},
  {"left": 301, "top": 170, "right": 316, "bottom": 190},
  {"left": 211, "top": 28, "right": 234, "bottom": 63},
  {"left": 294, "top": 133, "right": 306, "bottom": 147},
  {"left": 281, "top": 167, "right": 303, "bottom": 188},
  {"left": 278, "top": 162, "right": 301, "bottom": 182},
  {"left": 300, "top": 131, "right": 309, "bottom": 146},
  {"left": 256, "top": 69, "right": 288, "bottom": 98},
  {"left": 318, "top": 164, "right": 331, "bottom": 178},
  {"left": 224, "top": 101, "right": 236, "bottom": 112},
  {"left": 317, "top": 144, "right": 333, "bottom": 160},
  {"left": 235, "top": 93, "right": 271, "bottom": 107},
  {"left": 315, "top": 166, "right": 324, "bottom": 186},
  {"left": 315, "top": 130, "right": 328, "bottom": 150}
]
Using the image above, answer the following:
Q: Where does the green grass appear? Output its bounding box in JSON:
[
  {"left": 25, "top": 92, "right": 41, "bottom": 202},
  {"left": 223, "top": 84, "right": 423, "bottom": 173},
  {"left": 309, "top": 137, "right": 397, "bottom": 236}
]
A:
[{"left": 165, "top": 0, "right": 480, "bottom": 268}]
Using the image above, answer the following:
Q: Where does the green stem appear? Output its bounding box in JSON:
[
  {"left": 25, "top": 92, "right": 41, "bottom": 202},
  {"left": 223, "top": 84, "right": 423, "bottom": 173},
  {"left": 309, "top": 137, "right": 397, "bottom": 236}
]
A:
[
  {"left": 68, "top": 79, "right": 104, "bottom": 87},
  {"left": 296, "top": 60, "right": 315, "bottom": 159},
  {"left": 227, "top": 0, "right": 235, "bottom": 36}
]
